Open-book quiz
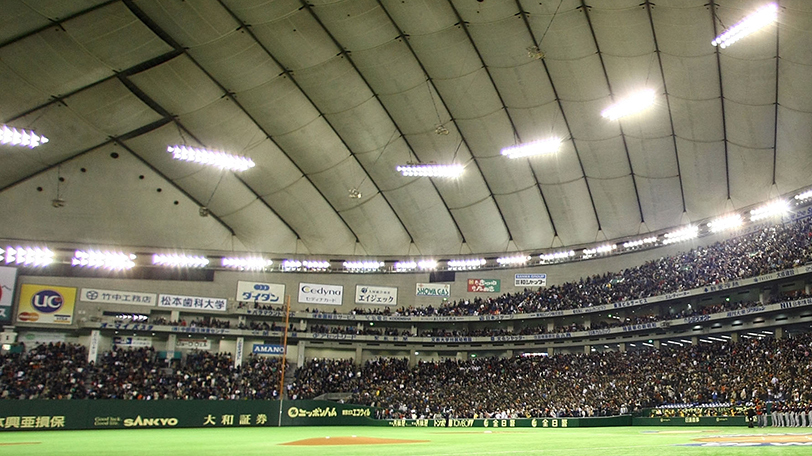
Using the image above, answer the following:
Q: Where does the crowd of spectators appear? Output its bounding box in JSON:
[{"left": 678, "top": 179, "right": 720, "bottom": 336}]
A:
[
  {"left": 287, "top": 333, "right": 812, "bottom": 419},
  {"left": 4, "top": 333, "right": 812, "bottom": 421},
  {"left": 0, "top": 344, "right": 286, "bottom": 401},
  {"left": 350, "top": 218, "right": 812, "bottom": 317}
]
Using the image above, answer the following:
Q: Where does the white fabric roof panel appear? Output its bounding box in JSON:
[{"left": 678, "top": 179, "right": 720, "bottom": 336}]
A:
[{"left": 3, "top": 0, "right": 812, "bottom": 258}]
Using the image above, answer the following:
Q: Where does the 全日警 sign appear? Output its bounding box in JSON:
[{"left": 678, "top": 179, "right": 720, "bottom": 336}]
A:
[
  {"left": 80, "top": 288, "right": 156, "bottom": 306},
  {"left": 355, "top": 285, "right": 397, "bottom": 305},
  {"left": 298, "top": 283, "right": 343, "bottom": 306}
]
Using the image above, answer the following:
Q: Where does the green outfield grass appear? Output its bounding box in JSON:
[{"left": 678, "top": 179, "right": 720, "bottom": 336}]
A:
[{"left": 0, "top": 426, "right": 810, "bottom": 456}]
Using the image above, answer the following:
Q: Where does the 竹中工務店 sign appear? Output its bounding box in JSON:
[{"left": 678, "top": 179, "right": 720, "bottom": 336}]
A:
[
  {"left": 17, "top": 284, "right": 77, "bottom": 324},
  {"left": 515, "top": 274, "right": 547, "bottom": 287},
  {"left": 158, "top": 294, "right": 227, "bottom": 312},
  {"left": 236, "top": 281, "right": 285, "bottom": 304},
  {"left": 415, "top": 283, "right": 450, "bottom": 297},
  {"left": 355, "top": 285, "right": 397, "bottom": 305},
  {"left": 80, "top": 288, "right": 156, "bottom": 306},
  {"left": 298, "top": 283, "right": 343, "bottom": 306},
  {"left": 467, "top": 279, "right": 500, "bottom": 293},
  {"left": 0, "top": 266, "right": 18, "bottom": 323}
]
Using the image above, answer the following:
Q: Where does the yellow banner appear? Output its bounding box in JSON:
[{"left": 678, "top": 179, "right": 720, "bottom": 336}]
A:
[{"left": 17, "top": 284, "right": 76, "bottom": 325}]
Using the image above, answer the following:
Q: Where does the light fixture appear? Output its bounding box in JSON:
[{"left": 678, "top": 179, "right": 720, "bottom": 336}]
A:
[
  {"left": 0, "top": 125, "right": 48, "bottom": 148},
  {"left": 418, "top": 260, "right": 438, "bottom": 270},
  {"left": 167, "top": 145, "right": 255, "bottom": 172},
  {"left": 282, "top": 260, "right": 302, "bottom": 271},
  {"left": 527, "top": 45, "right": 544, "bottom": 60},
  {"left": 496, "top": 255, "right": 530, "bottom": 266},
  {"left": 707, "top": 214, "right": 743, "bottom": 233},
  {"left": 302, "top": 260, "right": 330, "bottom": 270},
  {"left": 712, "top": 3, "right": 778, "bottom": 49},
  {"left": 601, "top": 89, "right": 656, "bottom": 121},
  {"left": 435, "top": 125, "right": 449, "bottom": 135},
  {"left": 396, "top": 163, "right": 463, "bottom": 178},
  {"left": 72, "top": 250, "right": 136, "bottom": 270},
  {"left": 663, "top": 225, "right": 698, "bottom": 245},
  {"left": 750, "top": 199, "right": 789, "bottom": 221},
  {"left": 343, "top": 261, "right": 384, "bottom": 272},
  {"left": 795, "top": 189, "right": 812, "bottom": 202},
  {"left": 394, "top": 261, "right": 416, "bottom": 272},
  {"left": 348, "top": 188, "right": 362, "bottom": 199},
  {"left": 622, "top": 237, "right": 657, "bottom": 249},
  {"left": 540, "top": 250, "right": 575, "bottom": 262},
  {"left": 221, "top": 257, "right": 272, "bottom": 271},
  {"left": 2, "top": 246, "right": 54, "bottom": 266},
  {"left": 447, "top": 258, "right": 486, "bottom": 270},
  {"left": 152, "top": 253, "right": 209, "bottom": 268},
  {"left": 501, "top": 137, "right": 561, "bottom": 159}
]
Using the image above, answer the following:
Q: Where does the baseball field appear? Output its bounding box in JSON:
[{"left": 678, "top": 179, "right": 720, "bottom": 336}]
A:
[{"left": 0, "top": 425, "right": 810, "bottom": 456}]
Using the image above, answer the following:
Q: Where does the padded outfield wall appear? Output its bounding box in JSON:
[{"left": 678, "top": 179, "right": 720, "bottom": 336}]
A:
[{"left": 0, "top": 400, "right": 750, "bottom": 430}]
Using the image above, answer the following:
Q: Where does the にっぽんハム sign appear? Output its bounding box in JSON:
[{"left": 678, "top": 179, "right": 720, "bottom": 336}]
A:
[
  {"left": 467, "top": 279, "right": 500, "bottom": 293},
  {"left": 17, "top": 284, "right": 77, "bottom": 324}
]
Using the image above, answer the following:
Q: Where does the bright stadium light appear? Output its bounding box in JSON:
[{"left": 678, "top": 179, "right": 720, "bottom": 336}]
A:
[
  {"left": 396, "top": 163, "right": 463, "bottom": 178},
  {"left": 282, "top": 260, "right": 302, "bottom": 271},
  {"left": 221, "top": 257, "right": 272, "bottom": 271},
  {"left": 302, "top": 260, "right": 330, "bottom": 271},
  {"left": 496, "top": 255, "right": 530, "bottom": 266},
  {"left": 795, "top": 189, "right": 812, "bottom": 202},
  {"left": 0, "top": 125, "right": 49, "bottom": 148},
  {"left": 712, "top": 3, "right": 778, "bottom": 49},
  {"left": 447, "top": 258, "right": 486, "bottom": 270},
  {"left": 750, "top": 199, "right": 789, "bottom": 221},
  {"left": 72, "top": 250, "right": 136, "bottom": 270},
  {"left": 2, "top": 246, "right": 54, "bottom": 266},
  {"left": 167, "top": 145, "right": 255, "bottom": 172},
  {"left": 152, "top": 253, "right": 209, "bottom": 268},
  {"left": 540, "top": 250, "right": 575, "bottom": 263},
  {"left": 418, "top": 260, "right": 438, "bottom": 270},
  {"left": 707, "top": 214, "right": 743, "bottom": 233},
  {"left": 601, "top": 89, "right": 656, "bottom": 121},
  {"left": 663, "top": 225, "right": 698, "bottom": 245},
  {"left": 583, "top": 244, "right": 617, "bottom": 257},
  {"left": 343, "top": 261, "right": 384, "bottom": 272},
  {"left": 394, "top": 261, "right": 417, "bottom": 272},
  {"left": 501, "top": 137, "right": 561, "bottom": 159},
  {"left": 623, "top": 237, "right": 657, "bottom": 249}
]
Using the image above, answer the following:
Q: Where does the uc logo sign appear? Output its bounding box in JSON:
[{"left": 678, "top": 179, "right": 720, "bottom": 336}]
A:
[{"left": 31, "top": 290, "right": 64, "bottom": 313}]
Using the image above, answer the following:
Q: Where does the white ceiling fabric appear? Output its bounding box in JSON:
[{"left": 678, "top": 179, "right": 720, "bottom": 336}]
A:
[{"left": 1, "top": 0, "right": 811, "bottom": 258}]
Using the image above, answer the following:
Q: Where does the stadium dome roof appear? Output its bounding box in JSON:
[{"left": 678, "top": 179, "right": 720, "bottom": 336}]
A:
[{"left": 1, "top": 0, "right": 810, "bottom": 258}]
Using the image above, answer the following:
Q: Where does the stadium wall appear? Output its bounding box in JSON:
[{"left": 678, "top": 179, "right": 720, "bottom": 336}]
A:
[{"left": 0, "top": 399, "right": 750, "bottom": 431}]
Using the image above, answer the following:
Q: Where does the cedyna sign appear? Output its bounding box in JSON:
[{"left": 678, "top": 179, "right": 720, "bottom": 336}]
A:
[{"left": 252, "top": 344, "right": 285, "bottom": 355}]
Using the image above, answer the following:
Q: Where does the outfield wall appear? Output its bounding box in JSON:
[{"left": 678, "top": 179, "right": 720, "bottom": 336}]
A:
[{"left": 0, "top": 400, "right": 750, "bottom": 431}]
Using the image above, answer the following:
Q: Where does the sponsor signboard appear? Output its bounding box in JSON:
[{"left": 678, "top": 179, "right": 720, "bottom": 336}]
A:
[
  {"left": 17, "top": 284, "right": 76, "bottom": 325},
  {"left": 176, "top": 339, "right": 211, "bottom": 350},
  {"left": 415, "top": 283, "right": 450, "bottom": 297},
  {"left": 0, "top": 266, "right": 17, "bottom": 323},
  {"left": 515, "top": 273, "right": 546, "bottom": 287},
  {"left": 468, "top": 279, "right": 500, "bottom": 293},
  {"left": 157, "top": 294, "right": 227, "bottom": 312},
  {"left": 236, "top": 281, "right": 285, "bottom": 304},
  {"left": 252, "top": 344, "right": 285, "bottom": 355},
  {"left": 113, "top": 336, "right": 152, "bottom": 348},
  {"left": 355, "top": 285, "right": 397, "bottom": 305},
  {"left": 298, "top": 283, "right": 343, "bottom": 306},
  {"left": 80, "top": 288, "right": 156, "bottom": 306}
]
